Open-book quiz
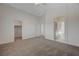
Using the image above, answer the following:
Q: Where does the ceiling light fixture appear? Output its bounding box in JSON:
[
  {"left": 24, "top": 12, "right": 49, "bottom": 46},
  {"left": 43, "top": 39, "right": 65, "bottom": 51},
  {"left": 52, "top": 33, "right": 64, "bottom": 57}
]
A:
[
  {"left": 34, "top": 3, "right": 46, "bottom": 6},
  {"left": 34, "top": 3, "right": 41, "bottom": 5}
]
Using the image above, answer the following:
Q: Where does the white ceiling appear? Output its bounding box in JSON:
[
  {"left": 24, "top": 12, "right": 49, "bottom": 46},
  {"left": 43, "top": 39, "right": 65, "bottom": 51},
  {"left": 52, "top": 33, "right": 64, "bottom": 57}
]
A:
[
  {"left": 6, "top": 3, "right": 72, "bottom": 16},
  {"left": 6, "top": 3, "right": 47, "bottom": 16}
]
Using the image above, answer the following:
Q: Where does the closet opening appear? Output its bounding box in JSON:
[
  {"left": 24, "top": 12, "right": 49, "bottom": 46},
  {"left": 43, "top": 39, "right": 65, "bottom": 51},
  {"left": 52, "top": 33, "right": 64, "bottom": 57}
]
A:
[{"left": 14, "top": 20, "right": 22, "bottom": 41}]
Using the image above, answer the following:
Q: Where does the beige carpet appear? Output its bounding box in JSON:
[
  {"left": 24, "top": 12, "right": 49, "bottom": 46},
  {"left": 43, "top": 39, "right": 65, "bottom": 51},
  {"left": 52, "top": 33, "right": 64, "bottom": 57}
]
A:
[{"left": 0, "top": 36, "right": 79, "bottom": 56}]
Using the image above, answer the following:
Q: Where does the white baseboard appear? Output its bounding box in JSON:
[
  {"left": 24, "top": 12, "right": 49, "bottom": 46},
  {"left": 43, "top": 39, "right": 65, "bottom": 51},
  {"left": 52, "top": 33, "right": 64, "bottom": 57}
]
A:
[
  {"left": 54, "top": 40, "right": 79, "bottom": 47},
  {"left": 0, "top": 39, "right": 14, "bottom": 45},
  {"left": 44, "top": 36, "right": 79, "bottom": 47}
]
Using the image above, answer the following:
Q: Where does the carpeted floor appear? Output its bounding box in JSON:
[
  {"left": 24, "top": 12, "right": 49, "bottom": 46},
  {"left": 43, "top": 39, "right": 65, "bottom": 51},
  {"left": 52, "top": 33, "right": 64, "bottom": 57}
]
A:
[{"left": 0, "top": 36, "right": 79, "bottom": 56}]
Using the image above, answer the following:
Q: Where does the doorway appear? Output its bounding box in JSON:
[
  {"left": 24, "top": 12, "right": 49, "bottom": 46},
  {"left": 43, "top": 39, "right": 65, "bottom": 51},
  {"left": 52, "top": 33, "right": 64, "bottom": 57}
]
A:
[
  {"left": 14, "top": 20, "right": 22, "bottom": 41},
  {"left": 54, "top": 16, "right": 65, "bottom": 42}
]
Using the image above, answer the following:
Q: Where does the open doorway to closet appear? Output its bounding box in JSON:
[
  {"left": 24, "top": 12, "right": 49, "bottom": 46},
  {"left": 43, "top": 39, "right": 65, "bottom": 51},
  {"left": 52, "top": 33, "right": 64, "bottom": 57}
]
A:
[
  {"left": 14, "top": 20, "right": 22, "bottom": 41},
  {"left": 54, "top": 16, "right": 65, "bottom": 42}
]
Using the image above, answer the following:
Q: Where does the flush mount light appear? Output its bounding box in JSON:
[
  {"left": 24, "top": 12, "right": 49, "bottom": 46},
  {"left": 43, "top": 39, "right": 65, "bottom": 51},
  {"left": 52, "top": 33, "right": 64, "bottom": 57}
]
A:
[
  {"left": 34, "top": 3, "right": 41, "bottom": 6},
  {"left": 34, "top": 3, "right": 46, "bottom": 6},
  {"left": 34, "top": 3, "right": 41, "bottom": 5}
]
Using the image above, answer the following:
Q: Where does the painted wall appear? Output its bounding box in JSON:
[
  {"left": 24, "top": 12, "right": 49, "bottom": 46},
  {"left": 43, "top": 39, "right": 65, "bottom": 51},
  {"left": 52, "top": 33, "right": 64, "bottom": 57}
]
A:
[
  {"left": 14, "top": 20, "right": 22, "bottom": 26},
  {"left": 40, "top": 15, "right": 45, "bottom": 36},
  {"left": 42, "top": 4, "right": 79, "bottom": 47},
  {"left": 22, "top": 16, "right": 41, "bottom": 39},
  {"left": 0, "top": 4, "right": 14, "bottom": 44},
  {"left": 66, "top": 4, "right": 79, "bottom": 46},
  {"left": 0, "top": 4, "right": 41, "bottom": 44},
  {"left": 44, "top": 5, "right": 66, "bottom": 40}
]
